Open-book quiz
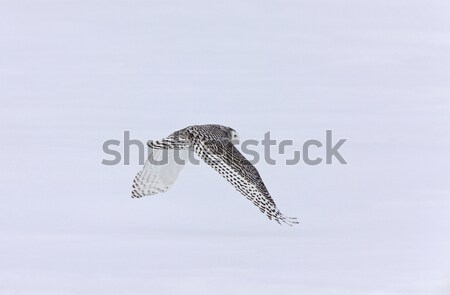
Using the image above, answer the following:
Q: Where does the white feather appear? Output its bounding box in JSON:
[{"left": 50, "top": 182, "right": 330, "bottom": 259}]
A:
[{"left": 132, "top": 147, "right": 189, "bottom": 197}]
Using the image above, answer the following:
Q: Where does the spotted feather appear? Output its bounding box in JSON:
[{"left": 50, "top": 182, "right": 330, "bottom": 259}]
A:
[{"left": 131, "top": 124, "right": 298, "bottom": 226}]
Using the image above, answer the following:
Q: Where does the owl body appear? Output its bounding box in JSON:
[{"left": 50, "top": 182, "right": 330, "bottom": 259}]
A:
[{"left": 132, "top": 124, "right": 297, "bottom": 226}]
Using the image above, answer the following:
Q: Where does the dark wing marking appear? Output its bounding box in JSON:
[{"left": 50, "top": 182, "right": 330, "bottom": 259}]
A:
[{"left": 195, "top": 139, "right": 298, "bottom": 225}]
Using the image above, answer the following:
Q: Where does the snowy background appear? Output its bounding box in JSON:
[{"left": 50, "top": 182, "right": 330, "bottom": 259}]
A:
[{"left": 1, "top": 1, "right": 450, "bottom": 294}]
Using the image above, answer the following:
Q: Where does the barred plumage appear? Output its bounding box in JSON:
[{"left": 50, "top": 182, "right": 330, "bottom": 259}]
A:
[{"left": 131, "top": 124, "right": 298, "bottom": 226}]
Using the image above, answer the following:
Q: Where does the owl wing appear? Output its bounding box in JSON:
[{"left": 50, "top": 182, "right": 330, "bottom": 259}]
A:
[
  {"left": 195, "top": 139, "right": 298, "bottom": 225},
  {"left": 131, "top": 135, "right": 190, "bottom": 198}
]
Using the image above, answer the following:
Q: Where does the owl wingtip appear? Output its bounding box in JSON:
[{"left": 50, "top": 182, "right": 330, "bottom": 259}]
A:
[{"left": 278, "top": 215, "right": 299, "bottom": 226}]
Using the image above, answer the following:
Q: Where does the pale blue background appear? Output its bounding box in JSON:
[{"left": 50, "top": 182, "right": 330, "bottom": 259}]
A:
[{"left": 1, "top": 1, "right": 449, "bottom": 294}]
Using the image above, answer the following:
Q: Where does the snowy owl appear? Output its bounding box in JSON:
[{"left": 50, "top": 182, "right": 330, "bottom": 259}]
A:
[{"left": 131, "top": 124, "right": 298, "bottom": 226}]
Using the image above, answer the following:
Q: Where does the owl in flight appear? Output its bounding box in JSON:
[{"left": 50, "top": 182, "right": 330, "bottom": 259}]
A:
[{"left": 131, "top": 124, "right": 298, "bottom": 226}]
